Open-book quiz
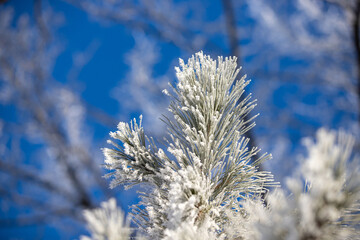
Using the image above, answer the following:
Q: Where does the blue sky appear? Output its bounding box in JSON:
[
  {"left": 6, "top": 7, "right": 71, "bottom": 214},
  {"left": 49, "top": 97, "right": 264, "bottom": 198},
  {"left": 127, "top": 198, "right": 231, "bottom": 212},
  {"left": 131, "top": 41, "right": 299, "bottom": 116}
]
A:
[{"left": 1, "top": 0, "right": 357, "bottom": 239}]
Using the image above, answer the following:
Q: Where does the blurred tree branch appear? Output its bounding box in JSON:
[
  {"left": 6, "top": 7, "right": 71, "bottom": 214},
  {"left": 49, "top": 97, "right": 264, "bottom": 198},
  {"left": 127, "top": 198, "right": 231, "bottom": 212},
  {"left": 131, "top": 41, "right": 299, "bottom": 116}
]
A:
[
  {"left": 0, "top": 3, "right": 114, "bottom": 233},
  {"left": 352, "top": 0, "right": 360, "bottom": 123},
  {"left": 64, "top": 0, "right": 225, "bottom": 54}
]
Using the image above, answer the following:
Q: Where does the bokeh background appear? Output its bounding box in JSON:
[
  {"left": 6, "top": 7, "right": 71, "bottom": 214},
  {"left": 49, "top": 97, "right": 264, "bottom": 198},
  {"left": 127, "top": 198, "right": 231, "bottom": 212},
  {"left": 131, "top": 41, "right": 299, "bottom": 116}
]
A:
[{"left": 0, "top": 0, "right": 359, "bottom": 239}]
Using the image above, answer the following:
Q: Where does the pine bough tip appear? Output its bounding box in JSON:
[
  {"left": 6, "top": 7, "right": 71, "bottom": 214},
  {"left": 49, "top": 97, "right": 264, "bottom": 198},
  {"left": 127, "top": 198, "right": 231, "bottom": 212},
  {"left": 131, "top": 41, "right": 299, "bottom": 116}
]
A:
[{"left": 81, "top": 52, "right": 360, "bottom": 240}]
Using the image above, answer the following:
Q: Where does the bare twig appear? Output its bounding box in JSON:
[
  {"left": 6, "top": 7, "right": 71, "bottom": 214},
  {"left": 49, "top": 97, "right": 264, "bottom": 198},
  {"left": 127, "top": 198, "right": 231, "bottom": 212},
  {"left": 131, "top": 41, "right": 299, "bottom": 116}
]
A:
[
  {"left": 352, "top": 0, "right": 360, "bottom": 124},
  {"left": 221, "top": 0, "right": 260, "bottom": 170}
]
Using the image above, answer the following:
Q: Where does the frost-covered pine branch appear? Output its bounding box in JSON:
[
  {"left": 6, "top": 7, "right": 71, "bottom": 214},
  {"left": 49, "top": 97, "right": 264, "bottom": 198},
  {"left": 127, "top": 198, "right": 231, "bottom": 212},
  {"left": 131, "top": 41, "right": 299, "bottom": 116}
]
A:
[
  {"left": 81, "top": 198, "right": 133, "bottom": 240},
  {"left": 245, "top": 128, "right": 360, "bottom": 240},
  {"left": 82, "top": 52, "right": 360, "bottom": 240},
  {"left": 102, "top": 51, "right": 275, "bottom": 239}
]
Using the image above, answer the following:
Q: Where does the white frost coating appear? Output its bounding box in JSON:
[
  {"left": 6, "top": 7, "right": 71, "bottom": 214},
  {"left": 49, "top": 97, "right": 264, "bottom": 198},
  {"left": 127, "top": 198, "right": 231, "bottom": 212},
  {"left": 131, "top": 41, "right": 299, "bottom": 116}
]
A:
[
  {"left": 162, "top": 89, "right": 170, "bottom": 96},
  {"left": 163, "top": 221, "right": 220, "bottom": 240},
  {"left": 80, "top": 198, "right": 133, "bottom": 240},
  {"left": 166, "top": 165, "right": 215, "bottom": 230}
]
